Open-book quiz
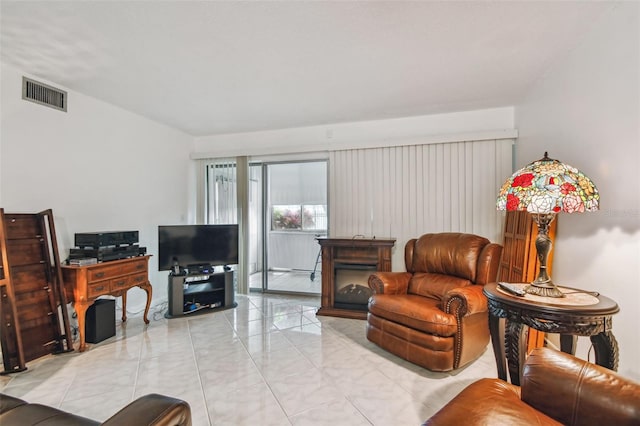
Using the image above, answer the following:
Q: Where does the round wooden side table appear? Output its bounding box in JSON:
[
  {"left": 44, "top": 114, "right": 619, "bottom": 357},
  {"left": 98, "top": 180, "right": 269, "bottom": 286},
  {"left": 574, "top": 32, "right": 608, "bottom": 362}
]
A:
[{"left": 483, "top": 282, "right": 619, "bottom": 385}]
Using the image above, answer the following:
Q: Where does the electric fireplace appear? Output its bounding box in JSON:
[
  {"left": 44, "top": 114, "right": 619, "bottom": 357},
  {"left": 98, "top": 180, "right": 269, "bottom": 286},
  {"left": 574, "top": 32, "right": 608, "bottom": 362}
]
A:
[{"left": 316, "top": 237, "right": 395, "bottom": 319}]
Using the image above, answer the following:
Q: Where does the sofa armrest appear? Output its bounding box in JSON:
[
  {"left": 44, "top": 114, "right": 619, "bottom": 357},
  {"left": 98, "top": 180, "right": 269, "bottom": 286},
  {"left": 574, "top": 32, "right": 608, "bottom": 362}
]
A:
[
  {"left": 0, "top": 394, "right": 27, "bottom": 414},
  {"left": 102, "top": 394, "right": 191, "bottom": 426},
  {"left": 368, "top": 272, "right": 412, "bottom": 294},
  {"left": 522, "top": 347, "right": 640, "bottom": 426},
  {"left": 423, "top": 378, "right": 560, "bottom": 426},
  {"left": 441, "top": 284, "right": 487, "bottom": 317}
]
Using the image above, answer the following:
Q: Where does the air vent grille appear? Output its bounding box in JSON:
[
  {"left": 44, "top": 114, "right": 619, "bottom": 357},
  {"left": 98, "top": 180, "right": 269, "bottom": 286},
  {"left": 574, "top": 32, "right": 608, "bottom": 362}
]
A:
[{"left": 22, "top": 77, "right": 67, "bottom": 112}]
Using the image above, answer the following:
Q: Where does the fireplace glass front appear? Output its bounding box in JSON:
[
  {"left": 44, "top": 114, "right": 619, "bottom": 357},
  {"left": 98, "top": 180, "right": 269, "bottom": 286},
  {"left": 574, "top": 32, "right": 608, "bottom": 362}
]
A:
[{"left": 333, "top": 264, "right": 377, "bottom": 311}]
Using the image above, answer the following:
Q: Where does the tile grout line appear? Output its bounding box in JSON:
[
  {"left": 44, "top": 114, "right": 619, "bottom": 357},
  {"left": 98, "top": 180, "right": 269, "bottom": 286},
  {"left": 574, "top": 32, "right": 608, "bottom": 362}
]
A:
[
  {"left": 188, "top": 315, "right": 214, "bottom": 426},
  {"left": 131, "top": 322, "right": 145, "bottom": 403},
  {"left": 237, "top": 296, "right": 295, "bottom": 425}
]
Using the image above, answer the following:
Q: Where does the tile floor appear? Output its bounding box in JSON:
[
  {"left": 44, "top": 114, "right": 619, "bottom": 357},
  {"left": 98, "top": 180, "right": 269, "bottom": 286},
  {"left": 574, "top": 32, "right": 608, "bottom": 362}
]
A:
[
  {"left": 0, "top": 293, "right": 497, "bottom": 425},
  {"left": 249, "top": 270, "right": 322, "bottom": 294}
]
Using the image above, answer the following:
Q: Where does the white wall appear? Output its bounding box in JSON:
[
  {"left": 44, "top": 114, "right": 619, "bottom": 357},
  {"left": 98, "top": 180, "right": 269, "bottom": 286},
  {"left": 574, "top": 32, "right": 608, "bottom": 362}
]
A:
[
  {"left": 192, "top": 107, "right": 516, "bottom": 158},
  {"left": 1, "top": 64, "right": 193, "bottom": 312},
  {"left": 515, "top": 3, "right": 639, "bottom": 380}
]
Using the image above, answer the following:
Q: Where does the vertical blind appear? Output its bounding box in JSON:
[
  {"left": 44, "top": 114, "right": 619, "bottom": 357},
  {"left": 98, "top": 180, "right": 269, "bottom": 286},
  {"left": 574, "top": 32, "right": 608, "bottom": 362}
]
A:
[
  {"left": 205, "top": 158, "right": 238, "bottom": 225},
  {"left": 329, "top": 139, "right": 513, "bottom": 270},
  {"left": 203, "top": 157, "right": 249, "bottom": 293}
]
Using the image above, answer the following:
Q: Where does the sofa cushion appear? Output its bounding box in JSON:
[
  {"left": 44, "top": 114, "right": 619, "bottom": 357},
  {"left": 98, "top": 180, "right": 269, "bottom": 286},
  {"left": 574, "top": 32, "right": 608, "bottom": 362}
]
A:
[
  {"left": 408, "top": 272, "right": 471, "bottom": 301},
  {"left": 522, "top": 348, "right": 640, "bottom": 425},
  {"left": 368, "top": 294, "right": 458, "bottom": 336},
  {"left": 411, "top": 233, "right": 489, "bottom": 282}
]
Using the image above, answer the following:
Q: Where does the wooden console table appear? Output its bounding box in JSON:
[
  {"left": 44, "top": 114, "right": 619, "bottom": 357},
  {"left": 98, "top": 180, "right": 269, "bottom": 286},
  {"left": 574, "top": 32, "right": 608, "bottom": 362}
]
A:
[
  {"left": 484, "top": 282, "right": 619, "bottom": 385},
  {"left": 62, "top": 255, "right": 152, "bottom": 352},
  {"left": 316, "top": 237, "right": 395, "bottom": 319}
]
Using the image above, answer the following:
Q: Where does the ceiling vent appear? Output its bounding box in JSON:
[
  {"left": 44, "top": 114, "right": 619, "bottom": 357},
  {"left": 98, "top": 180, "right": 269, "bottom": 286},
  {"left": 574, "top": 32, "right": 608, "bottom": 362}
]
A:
[{"left": 22, "top": 77, "right": 67, "bottom": 112}]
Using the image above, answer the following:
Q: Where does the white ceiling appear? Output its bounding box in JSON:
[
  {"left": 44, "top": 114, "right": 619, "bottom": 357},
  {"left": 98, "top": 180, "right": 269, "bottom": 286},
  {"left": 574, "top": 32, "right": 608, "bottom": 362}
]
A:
[{"left": 1, "top": 1, "right": 616, "bottom": 137}]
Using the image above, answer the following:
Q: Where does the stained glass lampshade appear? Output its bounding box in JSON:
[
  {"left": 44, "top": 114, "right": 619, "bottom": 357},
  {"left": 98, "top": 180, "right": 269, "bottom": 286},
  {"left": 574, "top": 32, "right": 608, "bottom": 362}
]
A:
[{"left": 496, "top": 152, "right": 599, "bottom": 297}]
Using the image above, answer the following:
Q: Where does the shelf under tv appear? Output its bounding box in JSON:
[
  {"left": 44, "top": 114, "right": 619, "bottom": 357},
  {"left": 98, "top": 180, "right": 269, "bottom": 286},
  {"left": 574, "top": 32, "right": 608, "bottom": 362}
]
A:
[{"left": 165, "top": 270, "right": 236, "bottom": 318}]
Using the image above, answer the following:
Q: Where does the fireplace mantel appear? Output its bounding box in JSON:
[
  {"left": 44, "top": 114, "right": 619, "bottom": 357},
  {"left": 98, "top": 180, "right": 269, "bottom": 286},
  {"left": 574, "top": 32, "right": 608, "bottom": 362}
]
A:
[{"left": 316, "top": 237, "right": 395, "bottom": 319}]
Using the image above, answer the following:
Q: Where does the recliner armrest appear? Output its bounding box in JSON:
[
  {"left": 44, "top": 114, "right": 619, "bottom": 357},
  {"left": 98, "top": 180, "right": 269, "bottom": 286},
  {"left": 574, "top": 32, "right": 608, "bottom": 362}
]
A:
[
  {"left": 441, "top": 284, "right": 487, "bottom": 316},
  {"left": 102, "top": 393, "right": 191, "bottom": 426},
  {"left": 368, "top": 272, "right": 412, "bottom": 294},
  {"left": 522, "top": 347, "right": 640, "bottom": 426}
]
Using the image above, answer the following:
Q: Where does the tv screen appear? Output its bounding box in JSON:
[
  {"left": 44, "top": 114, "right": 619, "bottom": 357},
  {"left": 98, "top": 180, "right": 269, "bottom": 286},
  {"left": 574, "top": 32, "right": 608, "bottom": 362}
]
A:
[{"left": 158, "top": 225, "right": 239, "bottom": 271}]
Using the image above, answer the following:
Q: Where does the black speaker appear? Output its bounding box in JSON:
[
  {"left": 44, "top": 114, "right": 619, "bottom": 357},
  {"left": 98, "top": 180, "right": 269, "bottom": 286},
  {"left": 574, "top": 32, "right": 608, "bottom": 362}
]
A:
[{"left": 85, "top": 299, "right": 116, "bottom": 343}]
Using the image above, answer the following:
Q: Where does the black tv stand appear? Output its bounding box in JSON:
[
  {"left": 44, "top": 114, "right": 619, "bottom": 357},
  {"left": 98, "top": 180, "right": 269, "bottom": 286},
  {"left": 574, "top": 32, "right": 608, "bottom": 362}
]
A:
[{"left": 165, "top": 270, "right": 236, "bottom": 318}]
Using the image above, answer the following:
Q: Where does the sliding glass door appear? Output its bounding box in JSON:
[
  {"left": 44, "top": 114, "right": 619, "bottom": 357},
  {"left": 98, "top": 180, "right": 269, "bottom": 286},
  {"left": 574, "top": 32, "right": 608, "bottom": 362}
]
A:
[
  {"left": 204, "top": 157, "right": 327, "bottom": 295},
  {"left": 250, "top": 160, "right": 327, "bottom": 294}
]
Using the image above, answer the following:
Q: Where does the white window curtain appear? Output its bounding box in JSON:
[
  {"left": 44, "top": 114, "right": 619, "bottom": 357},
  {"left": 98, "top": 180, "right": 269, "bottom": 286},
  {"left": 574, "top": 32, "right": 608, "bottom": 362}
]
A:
[
  {"left": 329, "top": 139, "right": 513, "bottom": 271},
  {"left": 200, "top": 157, "right": 249, "bottom": 293},
  {"left": 205, "top": 158, "right": 238, "bottom": 225}
]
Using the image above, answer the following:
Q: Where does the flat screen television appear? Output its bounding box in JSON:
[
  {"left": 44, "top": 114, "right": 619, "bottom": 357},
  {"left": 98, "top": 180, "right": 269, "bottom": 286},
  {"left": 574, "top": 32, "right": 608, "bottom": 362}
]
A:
[{"left": 158, "top": 224, "right": 239, "bottom": 271}]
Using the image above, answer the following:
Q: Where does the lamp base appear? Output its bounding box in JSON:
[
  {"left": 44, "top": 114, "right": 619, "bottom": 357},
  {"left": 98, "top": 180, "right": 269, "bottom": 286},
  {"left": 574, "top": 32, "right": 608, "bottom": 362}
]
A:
[
  {"left": 528, "top": 213, "right": 565, "bottom": 298},
  {"left": 525, "top": 282, "right": 565, "bottom": 298}
]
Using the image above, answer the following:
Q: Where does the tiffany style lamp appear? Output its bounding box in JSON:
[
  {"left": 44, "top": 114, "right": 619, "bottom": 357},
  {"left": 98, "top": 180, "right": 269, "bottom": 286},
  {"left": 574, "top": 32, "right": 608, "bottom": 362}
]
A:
[{"left": 497, "top": 153, "right": 599, "bottom": 297}]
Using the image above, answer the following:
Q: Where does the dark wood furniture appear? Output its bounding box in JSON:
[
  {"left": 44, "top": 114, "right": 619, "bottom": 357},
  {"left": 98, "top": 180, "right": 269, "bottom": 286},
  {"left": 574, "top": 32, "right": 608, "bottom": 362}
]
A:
[
  {"left": 498, "top": 211, "right": 557, "bottom": 352},
  {"left": 316, "top": 237, "right": 395, "bottom": 319},
  {"left": 62, "top": 255, "right": 152, "bottom": 352},
  {"left": 0, "top": 209, "right": 73, "bottom": 374},
  {"left": 484, "top": 282, "right": 619, "bottom": 385},
  {"left": 166, "top": 270, "right": 236, "bottom": 318},
  {"left": 498, "top": 211, "right": 557, "bottom": 284}
]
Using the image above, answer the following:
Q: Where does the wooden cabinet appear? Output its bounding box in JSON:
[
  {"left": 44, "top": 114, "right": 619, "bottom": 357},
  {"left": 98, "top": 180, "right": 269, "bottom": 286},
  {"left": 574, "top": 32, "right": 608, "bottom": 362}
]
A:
[
  {"left": 62, "top": 256, "right": 152, "bottom": 352},
  {"left": 498, "top": 211, "right": 557, "bottom": 354},
  {"left": 316, "top": 237, "right": 395, "bottom": 319},
  {"left": 0, "top": 209, "right": 73, "bottom": 374},
  {"left": 498, "top": 211, "right": 557, "bottom": 283}
]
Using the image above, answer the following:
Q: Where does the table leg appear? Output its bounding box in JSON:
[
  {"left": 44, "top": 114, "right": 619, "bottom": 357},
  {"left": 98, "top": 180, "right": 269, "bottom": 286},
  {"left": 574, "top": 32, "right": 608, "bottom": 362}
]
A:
[
  {"left": 74, "top": 301, "right": 90, "bottom": 352},
  {"left": 505, "top": 320, "right": 526, "bottom": 386},
  {"left": 139, "top": 281, "right": 152, "bottom": 325},
  {"left": 560, "top": 334, "right": 577, "bottom": 355},
  {"left": 591, "top": 331, "right": 619, "bottom": 371},
  {"left": 489, "top": 314, "right": 507, "bottom": 381},
  {"left": 121, "top": 291, "right": 128, "bottom": 322}
]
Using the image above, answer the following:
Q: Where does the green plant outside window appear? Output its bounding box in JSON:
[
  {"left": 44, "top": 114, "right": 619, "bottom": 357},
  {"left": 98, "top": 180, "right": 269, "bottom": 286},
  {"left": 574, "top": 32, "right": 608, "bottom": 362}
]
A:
[{"left": 272, "top": 205, "right": 326, "bottom": 231}]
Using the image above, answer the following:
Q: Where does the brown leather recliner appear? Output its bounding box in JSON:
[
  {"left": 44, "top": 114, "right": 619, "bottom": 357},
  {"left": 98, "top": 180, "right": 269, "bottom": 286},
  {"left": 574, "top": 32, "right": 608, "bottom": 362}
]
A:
[
  {"left": 424, "top": 347, "right": 640, "bottom": 425},
  {"left": 0, "top": 392, "right": 191, "bottom": 426},
  {"left": 367, "top": 232, "right": 502, "bottom": 371}
]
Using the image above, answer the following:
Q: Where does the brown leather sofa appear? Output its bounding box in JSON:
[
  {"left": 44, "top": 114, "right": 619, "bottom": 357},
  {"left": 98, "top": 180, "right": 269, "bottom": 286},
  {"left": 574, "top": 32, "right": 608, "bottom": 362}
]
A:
[
  {"left": 0, "top": 392, "right": 191, "bottom": 425},
  {"left": 424, "top": 347, "right": 640, "bottom": 425},
  {"left": 367, "top": 232, "right": 502, "bottom": 371}
]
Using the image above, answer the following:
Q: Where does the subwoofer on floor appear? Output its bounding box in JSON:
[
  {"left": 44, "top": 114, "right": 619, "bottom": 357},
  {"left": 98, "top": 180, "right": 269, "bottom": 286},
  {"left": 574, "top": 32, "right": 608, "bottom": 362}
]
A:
[{"left": 85, "top": 299, "right": 116, "bottom": 344}]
